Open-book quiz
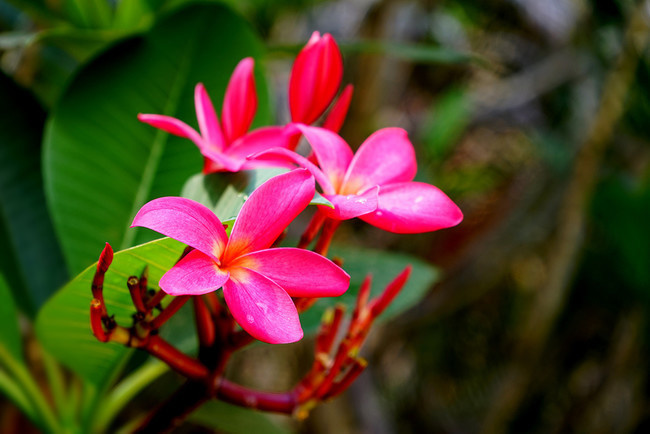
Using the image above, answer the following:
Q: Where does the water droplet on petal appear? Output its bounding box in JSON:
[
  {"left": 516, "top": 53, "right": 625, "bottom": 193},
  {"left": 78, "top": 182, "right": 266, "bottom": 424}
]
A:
[
  {"left": 415, "top": 196, "right": 424, "bottom": 204},
  {"left": 246, "top": 314, "right": 254, "bottom": 323},
  {"left": 376, "top": 211, "right": 383, "bottom": 216}
]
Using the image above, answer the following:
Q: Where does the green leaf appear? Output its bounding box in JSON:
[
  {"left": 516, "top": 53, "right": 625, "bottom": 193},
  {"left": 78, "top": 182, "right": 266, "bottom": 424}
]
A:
[
  {"left": 299, "top": 246, "right": 439, "bottom": 334},
  {"left": 189, "top": 400, "right": 290, "bottom": 434},
  {"left": 35, "top": 237, "right": 186, "bottom": 387},
  {"left": 0, "top": 273, "right": 23, "bottom": 363},
  {"left": 180, "top": 168, "right": 334, "bottom": 221},
  {"left": 180, "top": 168, "right": 286, "bottom": 221},
  {"left": 0, "top": 72, "right": 68, "bottom": 315},
  {"left": 44, "top": 2, "right": 269, "bottom": 276}
]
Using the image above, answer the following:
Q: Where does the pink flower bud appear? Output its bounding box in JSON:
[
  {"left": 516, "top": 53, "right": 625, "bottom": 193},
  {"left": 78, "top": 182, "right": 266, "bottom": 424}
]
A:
[{"left": 289, "top": 32, "right": 343, "bottom": 125}]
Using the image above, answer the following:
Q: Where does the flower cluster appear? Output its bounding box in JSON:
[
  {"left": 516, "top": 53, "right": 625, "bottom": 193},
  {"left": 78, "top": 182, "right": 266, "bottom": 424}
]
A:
[
  {"left": 128, "top": 31, "right": 463, "bottom": 344},
  {"left": 91, "top": 32, "right": 463, "bottom": 424}
]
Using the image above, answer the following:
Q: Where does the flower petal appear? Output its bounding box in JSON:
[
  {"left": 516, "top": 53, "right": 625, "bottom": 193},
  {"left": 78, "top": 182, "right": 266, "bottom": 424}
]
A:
[
  {"left": 295, "top": 124, "right": 353, "bottom": 192},
  {"left": 343, "top": 128, "right": 417, "bottom": 191},
  {"left": 359, "top": 182, "right": 463, "bottom": 233},
  {"left": 234, "top": 248, "right": 350, "bottom": 298},
  {"left": 289, "top": 32, "right": 343, "bottom": 124},
  {"left": 194, "top": 83, "right": 225, "bottom": 151},
  {"left": 226, "top": 126, "right": 292, "bottom": 170},
  {"left": 224, "top": 268, "right": 303, "bottom": 344},
  {"left": 137, "top": 114, "right": 205, "bottom": 149},
  {"left": 251, "top": 147, "right": 335, "bottom": 194},
  {"left": 322, "top": 84, "right": 353, "bottom": 133},
  {"left": 200, "top": 151, "right": 245, "bottom": 173},
  {"left": 159, "top": 250, "right": 229, "bottom": 296},
  {"left": 222, "top": 57, "right": 257, "bottom": 144},
  {"left": 131, "top": 197, "right": 227, "bottom": 261},
  {"left": 225, "top": 169, "right": 315, "bottom": 259},
  {"left": 321, "top": 186, "right": 379, "bottom": 220}
]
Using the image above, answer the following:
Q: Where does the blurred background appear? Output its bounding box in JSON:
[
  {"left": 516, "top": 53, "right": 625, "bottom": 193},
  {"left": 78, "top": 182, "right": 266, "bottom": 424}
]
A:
[{"left": 2, "top": 0, "right": 650, "bottom": 433}]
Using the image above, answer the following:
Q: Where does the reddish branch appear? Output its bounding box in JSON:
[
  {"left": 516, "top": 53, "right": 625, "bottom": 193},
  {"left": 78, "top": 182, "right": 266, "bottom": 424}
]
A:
[{"left": 90, "top": 238, "right": 412, "bottom": 431}]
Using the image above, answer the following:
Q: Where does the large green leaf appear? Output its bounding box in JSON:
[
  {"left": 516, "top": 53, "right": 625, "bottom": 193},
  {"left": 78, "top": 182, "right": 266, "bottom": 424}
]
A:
[
  {"left": 44, "top": 2, "right": 269, "bottom": 276},
  {"left": 0, "top": 72, "right": 68, "bottom": 315},
  {"left": 35, "top": 237, "right": 185, "bottom": 386},
  {"left": 299, "top": 246, "right": 439, "bottom": 335}
]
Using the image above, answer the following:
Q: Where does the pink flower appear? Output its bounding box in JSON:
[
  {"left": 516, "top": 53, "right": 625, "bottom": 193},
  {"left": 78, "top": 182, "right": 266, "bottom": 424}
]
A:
[
  {"left": 138, "top": 58, "right": 290, "bottom": 174},
  {"left": 254, "top": 125, "right": 463, "bottom": 233},
  {"left": 290, "top": 32, "right": 346, "bottom": 126},
  {"left": 131, "top": 169, "right": 350, "bottom": 344}
]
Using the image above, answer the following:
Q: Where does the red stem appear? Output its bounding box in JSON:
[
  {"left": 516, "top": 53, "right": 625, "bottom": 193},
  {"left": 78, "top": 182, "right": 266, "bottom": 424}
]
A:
[
  {"left": 145, "top": 289, "right": 167, "bottom": 312},
  {"left": 314, "top": 218, "right": 341, "bottom": 256},
  {"left": 322, "top": 358, "right": 367, "bottom": 400},
  {"left": 369, "top": 266, "right": 412, "bottom": 319},
  {"left": 193, "top": 296, "right": 215, "bottom": 348},
  {"left": 90, "top": 299, "right": 108, "bottom": 342},
  {"left": 215, "top": 379, "right": 296, "bottom": 414},
  {"left": 150, "top": 295, "right": 190, "bottom": 330},
  {"left": 298, "top": 210, "right": 327, "bottom": 249},
  {"left": 316, "top": 305, "right": 345, "bottom": 355},
  {"left": 143, "top": 335, "right": 208, "bottom": 380},
  {"left": 128, "top": 276, "right": 147, "bottom": 314}
]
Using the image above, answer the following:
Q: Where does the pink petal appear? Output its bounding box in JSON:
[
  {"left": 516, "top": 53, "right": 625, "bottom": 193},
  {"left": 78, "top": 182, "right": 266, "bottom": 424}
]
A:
[
  {"left": 223, "top": 267, "right": 303, "bottom": 344},
  {"left": 194, "top": 83, "right": 225, "bottom": 151},
  {"left": 222, "top": 58, "right": 257, "bottom": 144},
  {"left": 295, "top": 124, "right": 353, "bottom": 192},
  {"left": 226, "top": 126, "right": 292, "bottom": 170},
  {"left": 343, "top": 128, "right": 417, "bottom": 191},
  {"left": 321, "top": 186, "right": 379, "bottom": 220},
  {"left": 249, "top": 147, "right": 335, "bottom": 195},
  {"left": 131, "top": 197, "right": 228, "bottom": 262},
  {"left": 159, "top": 250, "right": 230, "bottom": 296},
  {"left": 200, "top": 151, "right": 245, "bottom": 174},
  {"left": 359, "top": 182, "right": 463, "bottom": 233},
  {"left": 289, "top": 32, "right": 343, "bottom": 124},
  {"left": 137, "top": 114, "right": 205, "bottom": 150},
  {"left": 322, "top": 84, "right": 353, "bottom": 133},
  {"left": 233, "top": 248, "right": 350, "bottom": 298},
  {"left": 225, "top": 169, "right": 315, "bottom": 260}
]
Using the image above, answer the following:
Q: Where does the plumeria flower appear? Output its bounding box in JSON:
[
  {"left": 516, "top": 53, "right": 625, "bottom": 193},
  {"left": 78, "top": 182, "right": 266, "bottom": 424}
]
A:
[
  {"left": 131, "top": 169, "right": 350, "bottom": 344},
  {"left": 253, "top": 125, "right": 463, "bottom": 233},
  {"left": 290, "top": 31, "right": 352, "bottom": 132},
  {"left": 138, "top": 57, "right": 290, "bottom": 174}
]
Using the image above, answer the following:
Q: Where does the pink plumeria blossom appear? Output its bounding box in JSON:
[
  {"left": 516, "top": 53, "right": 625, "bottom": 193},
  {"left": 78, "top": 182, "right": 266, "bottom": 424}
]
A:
[
  {"left": 254, "top": 125, "right": 463, "bottom": 233},
  {"left": 290, "top": 32, "right": 346, "bottom": 126},
  {"left": 138, "top": 57, "right": 290, "bottom": 174},
  {"left": 131, "top": 169, "right": 350, "bottom": 344}
]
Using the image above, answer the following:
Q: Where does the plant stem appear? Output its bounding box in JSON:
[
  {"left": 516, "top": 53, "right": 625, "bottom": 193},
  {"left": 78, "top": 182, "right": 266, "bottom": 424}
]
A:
[{"left": 215, "top": 379, "right": 296, "bottom": 414}]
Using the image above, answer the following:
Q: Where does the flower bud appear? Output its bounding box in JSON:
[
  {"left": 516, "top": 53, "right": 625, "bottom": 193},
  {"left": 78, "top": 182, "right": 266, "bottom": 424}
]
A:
[{"left": 289, "top": 32, "right": 343, "bottom": 125}]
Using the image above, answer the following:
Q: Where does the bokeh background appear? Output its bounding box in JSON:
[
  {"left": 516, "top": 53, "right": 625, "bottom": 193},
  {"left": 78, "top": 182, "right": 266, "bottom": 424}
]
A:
[{"left": 2, "top": 0, "right": 650, "bottom": 433}]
